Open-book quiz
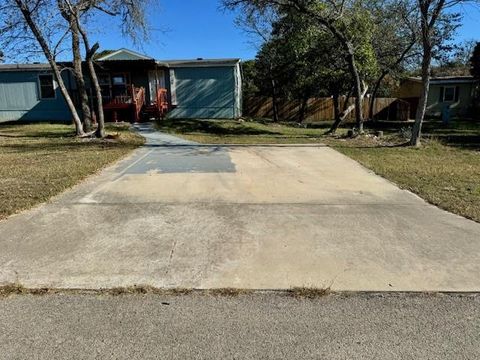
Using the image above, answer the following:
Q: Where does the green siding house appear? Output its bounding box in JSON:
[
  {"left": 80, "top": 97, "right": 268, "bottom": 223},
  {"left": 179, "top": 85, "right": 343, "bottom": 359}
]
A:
[
  {"left": 0, "top": 48, "right": 242, "bottom": 123},
  {"left": 396, "top": 76, "right": 478, "bottom": 118},
  {"left": 0, "top": 64, "right": 73, "bottom": 122},
  {"left": 168, "top": 65, "right": 241, "bottom": 119}
]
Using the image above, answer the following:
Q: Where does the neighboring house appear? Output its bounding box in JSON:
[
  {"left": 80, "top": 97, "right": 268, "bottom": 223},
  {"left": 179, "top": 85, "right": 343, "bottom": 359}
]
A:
[
  {"left": 396, "top": 76, "right": 478, "bottom": 118},
  {"left": 0, "top": 48, "right": 242, "bottom": 123}
]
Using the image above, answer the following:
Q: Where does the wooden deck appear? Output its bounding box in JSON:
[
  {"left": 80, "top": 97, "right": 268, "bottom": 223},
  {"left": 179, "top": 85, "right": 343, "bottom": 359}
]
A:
[{"left": 103, "top": 85, "right": 169, "bottom": 122}]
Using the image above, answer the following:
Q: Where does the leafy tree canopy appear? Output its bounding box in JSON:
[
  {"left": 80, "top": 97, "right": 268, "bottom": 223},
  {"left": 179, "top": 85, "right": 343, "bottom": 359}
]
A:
[{"left": 470, "top": 42, "right": 480, "bottom": 80}]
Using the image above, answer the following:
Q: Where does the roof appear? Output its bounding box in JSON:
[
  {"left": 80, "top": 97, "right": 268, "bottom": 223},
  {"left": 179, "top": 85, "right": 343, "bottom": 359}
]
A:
[
  {"left": 407, "top": 76, "right": 477, "bottom": 85},
  {"left": 0, "top": 51, "right": 241, "bottom": 73},
  {"left": 95, "top": 48, "right": 153, "bottom": 61},
  {"left": 157, "top": 58, "right": 241, "bottom": 67},
  {"left": 0, "top": 63, "right": 51, "bottom": 72},
  {"left": 0, "top": 47, "right": 241, "bottom": 71}
]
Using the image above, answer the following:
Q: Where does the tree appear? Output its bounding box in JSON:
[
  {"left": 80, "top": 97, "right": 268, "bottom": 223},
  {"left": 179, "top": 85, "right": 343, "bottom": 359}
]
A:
[
  {"left": 254, "top": 41, "right": 282, "bottom": 121},
  {"left": 56, "top": 0, "right": 151, "bottom": 137},
  {"left": 225, "top": 0, "right": 379, "bottom": 133},
  {"left": 368, "top": 0, "right": 419, "bottom": 120},
  {"left": 408, "top": 0, "right": 473, "bottom": 146},
  {"left": 471, "top": 41, "right": 480, "bottom": 110},
  {"left": 241, "top": 60, "right": 260, "bottom": 99},
  {"left": 2, "top": 0, "right": 86, "bottom": 135},
  {"left": 235, "top": 5, "right": 281, "bottom": 121},
  {"left": 451, "top": 39, "right": 477, "bottom": 66},
  {"left": 77, "top": 24, "right": 105, "bottom": 138},
  {"left": 57, "top": 0, "right": 93, "bottom": 133},
  {"left": 427, "top": 39, "right": 475, "bottom": 77},
  {"left": 259, "top": 9, "right": 354, "bottom": 125},
  {"left": 1, "top": 0, "right": 152, "bottom": 137},
  {"left": 267, "top": 9, "right": 325, "bottom": 122},
  {"left": 470, "top": 42, "right": 480, "bottom": 80}
]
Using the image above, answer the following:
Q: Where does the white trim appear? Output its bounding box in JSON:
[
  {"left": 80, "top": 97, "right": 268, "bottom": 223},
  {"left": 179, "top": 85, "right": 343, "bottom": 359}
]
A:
[
  {"left": 157, "top": 59, "right": 241, "bottom": 68},
  {"left": 169, "top": 69, "right": 177, "bottom": 106},
  {"left": 442, "top": 86, "right": 456, "bottom": 102},
  {"left": 96, "top": 48, "right": 153, "bottom": 61},
  {"left": 37, "top": 73, "right": 57, "bottom": 100},
  {"left": 407, "top": 76, "right": 476, "bottom": 85},
  {"left": 148, "top": 70, "right": 166, "bottom": 104},
  {"left": 234, "top": 63, "right": 242, "bottom": 117}
]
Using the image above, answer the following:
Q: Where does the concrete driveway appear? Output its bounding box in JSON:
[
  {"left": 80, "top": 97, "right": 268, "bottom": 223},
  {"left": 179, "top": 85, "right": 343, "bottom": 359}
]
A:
[{"left": 1, "top": 124, "right": 480, "bottom": 291}]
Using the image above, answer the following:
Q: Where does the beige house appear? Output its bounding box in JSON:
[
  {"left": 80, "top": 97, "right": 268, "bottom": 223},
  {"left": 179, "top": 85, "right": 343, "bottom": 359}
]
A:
[{"left": 396, "top": 76, "right": 478, "bottom": 118}]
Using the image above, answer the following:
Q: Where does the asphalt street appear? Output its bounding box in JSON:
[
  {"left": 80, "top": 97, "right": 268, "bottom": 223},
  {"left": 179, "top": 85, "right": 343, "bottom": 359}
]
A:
[{"left": 1, "top": 292, "right": 479, "bottom": 359}]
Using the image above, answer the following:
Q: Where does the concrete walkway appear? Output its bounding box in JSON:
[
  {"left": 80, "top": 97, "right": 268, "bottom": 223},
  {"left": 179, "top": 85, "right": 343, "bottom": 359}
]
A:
[{"left": 1, "top": 124, "right": 480, "bottom": 291}]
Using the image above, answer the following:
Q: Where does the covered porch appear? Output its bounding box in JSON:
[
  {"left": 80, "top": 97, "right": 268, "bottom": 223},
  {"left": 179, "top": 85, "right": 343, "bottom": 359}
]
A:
[{"left": 88, "top": 59, "right": 169, "bottom": 122}]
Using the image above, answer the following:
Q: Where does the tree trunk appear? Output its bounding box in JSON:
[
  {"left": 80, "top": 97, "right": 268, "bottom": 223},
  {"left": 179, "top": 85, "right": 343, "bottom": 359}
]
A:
[
  {"left": 410, "top": 52, "right": 431, "bottom": 146},
  {"left": 333, "top": 92, "right": 341, "bottom": 123},
  {"left": 410, "top": 14, "right": 432, "bottom": 147},
  {"left": 326, "top": 85, "right": 368, "bottom": 135},
  {"left": 271, "top": 78, "right": 279, "bottom": 122},
  {"left": 67, "top": 12, "right": 92, "bottom": 132},
  {"left": 369, "top": 71, "right": 387, "bottom": 121},
  {"left": 329, "top": 102, "right": 355, "bottom": 134},
  {"left": 86, "top": 44, "right": 105, "bottom": 138},
  {"left": 77, "top": 20, "right": 105, "bottom": 138},
  {"left": 284, "top": 3, "right": 367, "bottom": 132},
  {"left": 346, "top": 46, "right": 365, "bottom": 133},
  {"left": 15, "top": 0, "right": 84, "bottom": 136},
  {"left": 369, "top": 34, "right": 417, "bottom": 121},
  {"left": 298, "top": 96, "right": 308, "bottom": 122},
  {"left": 325, "top": 92, "right": 343, "bottom": 134}
]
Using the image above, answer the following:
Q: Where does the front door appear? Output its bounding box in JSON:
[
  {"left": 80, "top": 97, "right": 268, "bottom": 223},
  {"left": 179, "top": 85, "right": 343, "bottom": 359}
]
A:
[{"left": 148, "top": 70, "right": 165, "bottom": 105}]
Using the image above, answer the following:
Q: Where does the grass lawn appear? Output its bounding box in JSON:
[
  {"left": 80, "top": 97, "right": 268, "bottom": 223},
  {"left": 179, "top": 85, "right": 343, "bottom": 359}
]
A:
[
  {"left": 158, "top": 118, "right": 480, "bottom": 222},
  {"left": 0, "top": 122, "right": 144, "bottom": 220}
]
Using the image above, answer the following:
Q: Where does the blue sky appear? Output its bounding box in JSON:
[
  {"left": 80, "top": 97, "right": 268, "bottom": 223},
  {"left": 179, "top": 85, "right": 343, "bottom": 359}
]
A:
[
  {"left": 90, "top": 0, "right": 256, "bottom": 61},
  {"left": 91, "top": 0, "right": 480, "bottom": 61},
  {"left": 458, "top": 3, "right": 480, "bottom": 44}
]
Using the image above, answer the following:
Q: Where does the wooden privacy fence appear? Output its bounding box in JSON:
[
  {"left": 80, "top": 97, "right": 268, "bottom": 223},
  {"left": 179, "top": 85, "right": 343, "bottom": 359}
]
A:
[{"left": 243, "top": 96, "right": 411, "bottom": 122}]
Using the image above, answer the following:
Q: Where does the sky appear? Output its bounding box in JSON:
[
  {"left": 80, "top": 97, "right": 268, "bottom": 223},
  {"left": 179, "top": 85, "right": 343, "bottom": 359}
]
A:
[
  {"left": 89, "top": 0, "right": 480, "bottom": 62},
  {"left": 6, "top": 0, "right": 479, "bottom": 63},
  {"left": 90, "top": 0, "right": 258, "bottom": 61},
  {"left": 458, "top": 3, "right": 480, "bottom": 45}
]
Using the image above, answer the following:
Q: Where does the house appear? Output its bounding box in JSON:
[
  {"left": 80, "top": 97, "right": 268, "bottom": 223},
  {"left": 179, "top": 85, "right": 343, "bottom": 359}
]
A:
[
  {"left": 395, "top": 76, "right": 478, "bottom": 118},
  {"left": 0, "top": 48, "right": 242, "bottom": 123}
]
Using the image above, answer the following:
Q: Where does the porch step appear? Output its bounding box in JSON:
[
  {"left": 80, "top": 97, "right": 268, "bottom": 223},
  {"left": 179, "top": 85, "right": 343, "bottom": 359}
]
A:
[
  {"left": 141, "top": 105, "right": 161, "bottom": 121},
  {"left": 143, "top": 105, "right": 159, "bottom": 113}
]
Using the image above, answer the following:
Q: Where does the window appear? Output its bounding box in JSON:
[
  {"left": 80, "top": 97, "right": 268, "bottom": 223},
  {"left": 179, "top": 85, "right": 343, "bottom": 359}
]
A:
[
  {"left": 112, "top": 74, "right": 127, "bottom": 85},
  {"left": 38, "top": 74, "right": 55, "bottom": 99},
  {"left": 439, "top": 86, "right": 460, "bottom": 103},
  {"left": 443, "top": 86, "right": 456, "bottom": 102}
]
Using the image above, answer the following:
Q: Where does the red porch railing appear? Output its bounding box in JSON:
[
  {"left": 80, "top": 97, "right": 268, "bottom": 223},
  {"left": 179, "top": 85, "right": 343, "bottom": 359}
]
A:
[
  {"left": 102, "top": 85, "right": 169, "bottom": 122},
  {"left": 132, "top": 86, "right": 145, "bottom": 122},
  {"left": 103, "top": 84, "right": 145, "bottom": 122},
  {"left": 156, "top": 88, "right": 169, "bottom": 118}
]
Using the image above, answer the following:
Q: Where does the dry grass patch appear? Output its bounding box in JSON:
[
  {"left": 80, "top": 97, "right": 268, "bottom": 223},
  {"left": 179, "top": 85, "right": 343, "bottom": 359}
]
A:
[
  {"left": 0, "top": 122, "right": 144, "bottom": 220},
  {"left": 0, "top": 283, "right": 52, "bottom": 297},
  {"left": 0, "top": 283, "right": 255, "bottom": 298},
  {"left": 289, "top": 286, "right": 332, "bottom": 298},
  {"left": 205, "top": 288, "right": 254, "bottom": 296},
  {"left": 157, "top": 118, "right": 330, "bottom": 144},
  {"left": 105, "top": 285, "right": 194, "bottom": 296},
  {"left": 335, "top": 138, "right": 480, "bottom": 222}
]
